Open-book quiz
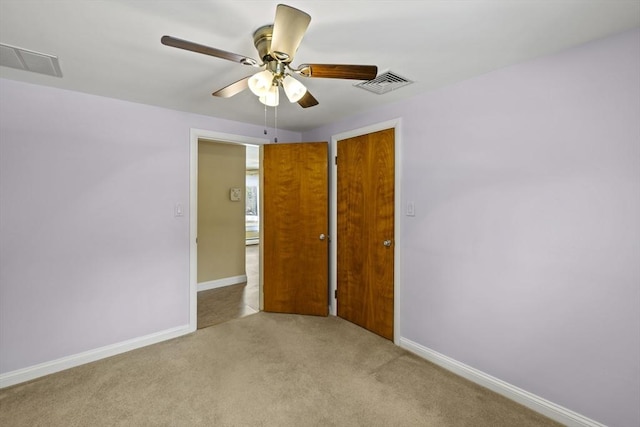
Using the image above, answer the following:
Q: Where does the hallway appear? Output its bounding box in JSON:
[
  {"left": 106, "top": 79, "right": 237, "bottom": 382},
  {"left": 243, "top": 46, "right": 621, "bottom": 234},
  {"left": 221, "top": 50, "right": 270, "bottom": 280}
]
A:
[{"left": 197, "top": 244, "right": 259, "bottom": 329}]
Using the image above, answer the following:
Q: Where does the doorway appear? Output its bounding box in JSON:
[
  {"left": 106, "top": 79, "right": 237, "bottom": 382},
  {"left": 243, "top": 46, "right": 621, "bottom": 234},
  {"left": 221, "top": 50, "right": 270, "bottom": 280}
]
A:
[
  {"left": 243, "top": 144, "right": 260, "bottom": 319},
  {"left": 245, "top": 145, "right": 260, "bottom": 245},
  {"left": 195, "top": 139, "right": 261, "bottom": 329},
  {"left": 337, "top": 128, "right": 395, "bottom": 340},
  {"left": 330, "top": 119, "right": 402, "bottom": 343},
  {"left": 189, "top": 129, "right": 269, "bottom": 331}
]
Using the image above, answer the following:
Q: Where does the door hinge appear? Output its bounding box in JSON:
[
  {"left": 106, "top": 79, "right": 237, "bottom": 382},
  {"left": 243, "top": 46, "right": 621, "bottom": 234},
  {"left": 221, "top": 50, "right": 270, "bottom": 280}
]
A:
[
  {"left": 334, "top": 155, "right": 337, "bottom": 165},
  {"left": 196, "top": 237, "right": 198, "bottom": 244},
  {"left": 334, "top": 289, "right": 338, "bottom": 299}
]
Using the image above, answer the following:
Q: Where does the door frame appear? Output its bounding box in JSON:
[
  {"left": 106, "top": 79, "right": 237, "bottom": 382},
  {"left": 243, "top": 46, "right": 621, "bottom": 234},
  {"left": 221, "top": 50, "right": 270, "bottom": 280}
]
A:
[
  {"left": 188, "top": 128, "right": 268, "bottom": 332},
  {"left": 330, "top": 119, "right": 402, "bottom": 344}
]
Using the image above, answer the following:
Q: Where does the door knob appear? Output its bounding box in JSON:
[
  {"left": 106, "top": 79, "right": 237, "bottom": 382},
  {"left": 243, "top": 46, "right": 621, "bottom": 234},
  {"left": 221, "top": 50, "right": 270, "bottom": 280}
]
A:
[
  {"left": 319, "top": 234, "right": 326, "bottom": 241},
  {"left": 383, "top": 240, "right": 392, "bottom": 247}
]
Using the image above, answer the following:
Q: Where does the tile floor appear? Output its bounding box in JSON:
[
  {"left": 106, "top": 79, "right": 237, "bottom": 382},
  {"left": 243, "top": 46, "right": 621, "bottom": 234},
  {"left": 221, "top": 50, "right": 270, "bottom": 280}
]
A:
[{"left": 197, "top": 244, "right": 259, "bottom": 329}]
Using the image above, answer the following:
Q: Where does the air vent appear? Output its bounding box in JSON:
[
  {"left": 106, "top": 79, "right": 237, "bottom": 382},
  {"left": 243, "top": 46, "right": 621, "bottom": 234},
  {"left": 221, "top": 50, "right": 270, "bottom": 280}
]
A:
[
  {"left": 0, "top": 43, "right": 63, "bottom": 77},
  {"left": 354, "top": 71, "right": 412, "bottom": 95}
]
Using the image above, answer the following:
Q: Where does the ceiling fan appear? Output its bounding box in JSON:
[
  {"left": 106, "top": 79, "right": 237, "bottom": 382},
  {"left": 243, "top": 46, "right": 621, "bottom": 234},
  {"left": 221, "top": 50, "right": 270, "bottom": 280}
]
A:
[{"left": 161, "top": 3, "right": 378, "bottom": 108}]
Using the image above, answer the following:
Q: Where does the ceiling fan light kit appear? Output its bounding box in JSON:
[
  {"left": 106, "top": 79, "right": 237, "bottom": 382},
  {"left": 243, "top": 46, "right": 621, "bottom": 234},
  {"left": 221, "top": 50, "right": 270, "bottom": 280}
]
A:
[
  {"left": 248, "top": 69, "right": 274, "bottom": 97},
  {"left": 248, "top": 68, "right": 307, "bottom": 106},
  {"left": 282, "top": 75, "right": 307, "bottom": 103},
  {"left": 259, "top": 85, "right": 279, "bottom": 107},
  {"left": 161, "top": 4, "right": 378, "bottom": 109}
]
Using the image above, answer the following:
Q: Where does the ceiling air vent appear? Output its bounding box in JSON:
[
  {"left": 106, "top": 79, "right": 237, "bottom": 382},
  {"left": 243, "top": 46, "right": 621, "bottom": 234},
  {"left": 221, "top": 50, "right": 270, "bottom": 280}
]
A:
[
  {"left": 0, "top": 43, "right": 63, "bottom": 77},
  {"left": 354, "top": 71, "right": 412, "bottom": 95}
]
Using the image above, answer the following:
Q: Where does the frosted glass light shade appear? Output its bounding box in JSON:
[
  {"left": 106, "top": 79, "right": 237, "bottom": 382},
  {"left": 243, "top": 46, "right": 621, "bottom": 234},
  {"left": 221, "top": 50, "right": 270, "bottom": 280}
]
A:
[
  {"left": 282, "top": 75, "right": 307, "bottom": 103},
  {"left": 259, "top": 85, "right": 279, "bottom": 107},
  {"left": 248, "top": 70, "right": 274, "bottom": 97}
]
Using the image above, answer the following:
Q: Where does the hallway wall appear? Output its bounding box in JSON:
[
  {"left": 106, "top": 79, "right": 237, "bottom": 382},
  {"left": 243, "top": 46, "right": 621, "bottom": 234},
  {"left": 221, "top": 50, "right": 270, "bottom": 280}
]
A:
[{"left": 197, "top": 141, "right": 246, "bottom": 283}]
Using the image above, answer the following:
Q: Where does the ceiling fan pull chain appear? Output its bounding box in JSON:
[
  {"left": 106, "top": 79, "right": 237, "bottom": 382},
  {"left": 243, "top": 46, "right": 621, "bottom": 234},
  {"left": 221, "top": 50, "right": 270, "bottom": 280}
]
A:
[
  {"left": 264, "top": 103, "right": 267, "bottom": 135},
  {"left": 274, "top": 104, "right": 278, "bottom": 143}
]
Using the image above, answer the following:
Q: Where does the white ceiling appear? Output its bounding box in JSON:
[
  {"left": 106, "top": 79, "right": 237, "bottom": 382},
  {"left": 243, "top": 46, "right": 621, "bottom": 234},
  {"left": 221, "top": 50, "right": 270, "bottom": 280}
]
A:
[{"left": 1, "top": 1, "right": 638, "bottom": 132}]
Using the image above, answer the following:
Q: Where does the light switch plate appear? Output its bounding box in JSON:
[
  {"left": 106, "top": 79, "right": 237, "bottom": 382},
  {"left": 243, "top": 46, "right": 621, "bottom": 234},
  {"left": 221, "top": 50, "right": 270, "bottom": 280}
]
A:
[
  {"left": 230, "top": 188, "right": 242, "bottom": 201},
  {"left": 407, "top": 201, "right": 415, "bottom": 216},
  {"left": 175, "top": 203, "right": 184, "bottom": 217}
]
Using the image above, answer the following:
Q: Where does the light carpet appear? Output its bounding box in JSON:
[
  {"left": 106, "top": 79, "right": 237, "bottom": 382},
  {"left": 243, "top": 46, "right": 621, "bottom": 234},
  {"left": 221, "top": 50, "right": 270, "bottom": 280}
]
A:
[{"left": 0, "top": 313, "right": 560, "bottom": 426}]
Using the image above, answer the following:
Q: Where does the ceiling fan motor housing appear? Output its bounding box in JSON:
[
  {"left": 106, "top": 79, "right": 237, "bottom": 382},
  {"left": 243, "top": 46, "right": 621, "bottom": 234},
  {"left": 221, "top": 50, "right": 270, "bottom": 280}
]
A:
[
  {"left": 253, "top": 25, "right": 274, "bottom": 63},
  {"left": 253, "top": 24, "right": 288, "bottom": 80}
]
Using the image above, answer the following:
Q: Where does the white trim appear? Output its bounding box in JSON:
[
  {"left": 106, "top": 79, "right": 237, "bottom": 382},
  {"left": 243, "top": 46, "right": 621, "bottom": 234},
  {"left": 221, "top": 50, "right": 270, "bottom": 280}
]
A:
[
  {"left": 0, "top": 325, "right": 191, "bottom": 389},
  {"left": 258, "top": 146, "right": 264, "bottom": 311},
  {"left": 399, "top": 338, "right": 606, "bottom": 427},
  {"left": 198, "top": 275, "right": 247, "bottom": 292},
  {"left": 330, "top": 118, "right": 403, "bottom": 345},
  {"left": 189, "top": 129, "right": 268, "bottom": 331},
  {"left": 189, "top": 130, "right": 198, "bottom": 332}
]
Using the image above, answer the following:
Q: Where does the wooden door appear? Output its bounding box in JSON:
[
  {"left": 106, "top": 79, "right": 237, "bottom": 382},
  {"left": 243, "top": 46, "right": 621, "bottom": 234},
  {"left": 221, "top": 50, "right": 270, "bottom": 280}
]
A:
[
  {"left": 262, "top": 142, "right": 329, "bottom": 316},
  {"left": 337, "top": 128, "right": 394, "bottom": 339}
]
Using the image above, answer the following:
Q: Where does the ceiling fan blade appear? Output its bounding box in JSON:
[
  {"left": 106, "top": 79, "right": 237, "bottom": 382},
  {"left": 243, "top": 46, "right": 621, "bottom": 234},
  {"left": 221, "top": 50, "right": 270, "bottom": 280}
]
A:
[
  {"left": 270, "top": 4, "right": 311, "bottom": 63},
  {"left": 297, "top": 91, "right": 319, "bottom": 108},
  {"left": 212, "top": 76, "right": 251, "bottom": 98},
  {"left": 297, "top": 64, "right": 378, "bottom": 80},
  {"left": 161, "top": 35, "right": 258, "bottom": 66}
]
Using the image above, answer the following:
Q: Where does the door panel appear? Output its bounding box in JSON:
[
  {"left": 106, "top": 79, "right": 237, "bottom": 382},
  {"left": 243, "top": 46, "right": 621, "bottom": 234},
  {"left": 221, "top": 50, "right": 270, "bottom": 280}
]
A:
[
  {"left": 337, "top": 128, "right": 394, "bottom": 339},
  {"left": 263, "top": 142, "right": 328, "bottom": 316}
]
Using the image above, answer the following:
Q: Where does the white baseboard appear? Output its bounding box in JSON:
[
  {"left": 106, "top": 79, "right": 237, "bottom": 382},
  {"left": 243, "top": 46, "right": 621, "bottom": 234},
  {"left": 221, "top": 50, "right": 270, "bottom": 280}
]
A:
[
  {"left": 398, "top": 338, "right": 605, "bottom": 427},
  {"left": 198, "top": 275, "right": 247, "bottom": 292},
  {"left": 0, "top": 324, "right": 192, "bottom": 389}
]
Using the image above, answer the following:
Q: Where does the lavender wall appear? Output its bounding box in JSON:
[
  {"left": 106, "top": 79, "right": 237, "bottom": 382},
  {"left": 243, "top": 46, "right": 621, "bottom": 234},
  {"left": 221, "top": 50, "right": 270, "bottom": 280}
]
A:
[
  {"left": 0, "top": 79, "right": 299, "bottom": 373},
  {"left": 304, "top": 29, "right": 640, "bottom": 427},
  {"left": 1, "top": 29, "right": 638, "bottom": 427}
]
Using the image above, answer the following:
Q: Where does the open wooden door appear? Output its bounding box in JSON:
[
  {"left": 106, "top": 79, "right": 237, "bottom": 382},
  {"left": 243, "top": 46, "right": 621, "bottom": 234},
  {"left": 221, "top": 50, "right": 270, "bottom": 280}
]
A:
[
  {"left": 262, "top": 142, "right": 328, "bottom": 316},
  {"left": 337, "top": 128, "right": 395, "bottom": 339}
]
